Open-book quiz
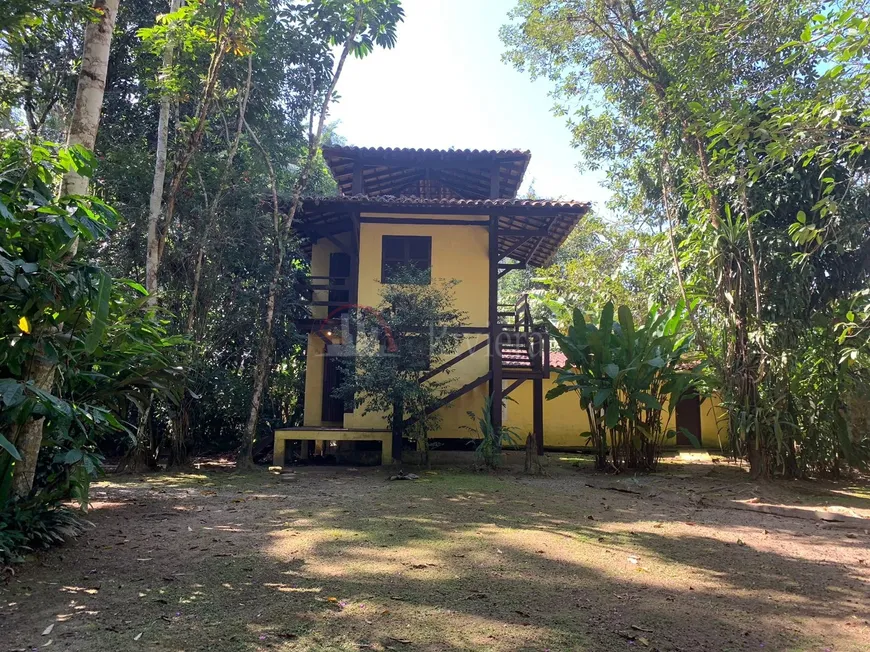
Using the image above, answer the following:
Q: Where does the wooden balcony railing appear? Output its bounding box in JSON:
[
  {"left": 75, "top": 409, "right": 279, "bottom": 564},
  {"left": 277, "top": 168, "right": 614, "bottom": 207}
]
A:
[{"left": 305, "top": 275, "right": 350, "bottom": 313}]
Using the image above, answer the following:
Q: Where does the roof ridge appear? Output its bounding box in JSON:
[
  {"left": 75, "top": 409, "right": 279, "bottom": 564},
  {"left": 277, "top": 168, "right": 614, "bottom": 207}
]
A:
[
  {"left": 322, "top": 145, "right": 531, "bottom": 157},
  {"left": 303, "top": 194, "right": 590, "bottom": 208}
]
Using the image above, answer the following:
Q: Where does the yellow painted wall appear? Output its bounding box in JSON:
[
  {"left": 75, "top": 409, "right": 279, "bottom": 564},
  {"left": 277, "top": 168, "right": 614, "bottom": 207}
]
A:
[
  {"left": 344, "top": 214, "right": 491, "bottom": 433},
  {"left": 355, "top": 215, "right": 490, "bottom": 326},
  {"left": 504, "top": 376, "right": 726, "bottom": 450},
  {"left": 699, "top": 396, "right": 729, "bottom": 450},
  {"left": 309, "top": 232, "right": 353, "bottom": 321},
  {"left": 302, "top": 333, "right": 327, "bottom": 426},
  {"left": 300, "top": 213, "right": 727, "bottom": 450}
]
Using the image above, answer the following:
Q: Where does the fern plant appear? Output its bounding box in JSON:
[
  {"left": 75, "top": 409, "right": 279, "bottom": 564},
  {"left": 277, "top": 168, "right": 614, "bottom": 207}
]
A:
[
  {"left": 1, "top": 498, "right": 89, "bottom": 564},
  {"left": 464, "top": 394, "right": 522, "bottom": 470}
]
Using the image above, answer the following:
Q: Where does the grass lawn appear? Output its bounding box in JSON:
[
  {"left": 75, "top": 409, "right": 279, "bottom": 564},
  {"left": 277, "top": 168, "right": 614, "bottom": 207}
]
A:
[{"left": 1, "top": 457, "right": 869, "bottom": 651}]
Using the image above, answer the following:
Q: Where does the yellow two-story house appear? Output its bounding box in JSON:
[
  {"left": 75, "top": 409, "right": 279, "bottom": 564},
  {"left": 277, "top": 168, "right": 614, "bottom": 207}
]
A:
[{"left": 273, "top": 146, "right": 726, "bottom": 465}]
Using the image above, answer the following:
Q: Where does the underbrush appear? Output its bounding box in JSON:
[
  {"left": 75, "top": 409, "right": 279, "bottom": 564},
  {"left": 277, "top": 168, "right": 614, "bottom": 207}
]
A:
[{"left": 0, "top": 500, "right": 89, "bottom": 565}]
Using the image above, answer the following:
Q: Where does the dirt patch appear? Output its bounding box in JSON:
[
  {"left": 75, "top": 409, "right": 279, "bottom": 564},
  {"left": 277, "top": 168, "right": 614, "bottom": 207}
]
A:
[{"left": 1, "top": 458, "right": 868, "bottom": 651}]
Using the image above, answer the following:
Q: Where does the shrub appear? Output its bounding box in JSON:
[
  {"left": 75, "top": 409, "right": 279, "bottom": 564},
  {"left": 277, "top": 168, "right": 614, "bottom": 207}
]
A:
[
  {"left": 548, "top": 301, "right": 701, "bottom": 471},
  {"left": 0, "top": 499, "right": 89, "bottom": 564},
  {"left": 464, "top": 394, "right": 522, "bottom": 470}
]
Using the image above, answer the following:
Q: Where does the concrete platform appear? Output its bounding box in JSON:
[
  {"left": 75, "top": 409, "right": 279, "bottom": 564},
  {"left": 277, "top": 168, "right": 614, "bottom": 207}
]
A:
[{"left": 273, "top": 428, "right": 392, "bottom": 466}]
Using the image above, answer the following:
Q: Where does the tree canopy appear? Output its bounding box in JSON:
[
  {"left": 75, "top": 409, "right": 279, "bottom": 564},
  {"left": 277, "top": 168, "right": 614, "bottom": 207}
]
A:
[{"left": 503, "top": 0, "right": 870, "bottom": 477}]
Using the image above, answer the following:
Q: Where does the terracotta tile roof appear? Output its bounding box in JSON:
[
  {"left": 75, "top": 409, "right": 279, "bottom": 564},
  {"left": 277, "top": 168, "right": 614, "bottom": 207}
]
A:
[
  {"left": 304, "top": 195, "right": 589, "bottom": 211},
  {"left": 323, "top": 146, "right": 531, "bottom": 159},
  {"left": 321, "top": 146, "right": 532, "bottom": 199},
  {"left": 498, "top": 350, "right": 568, "bottom": 370},
  {"left": 297, "top": 194, "right": 590, "bottom": 268}
]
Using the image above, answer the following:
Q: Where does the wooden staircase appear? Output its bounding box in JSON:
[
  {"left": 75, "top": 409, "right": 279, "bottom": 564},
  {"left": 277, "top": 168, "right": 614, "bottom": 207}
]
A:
[
  {"left": 496, "top": 294, "right": 549, "bottom": 379},
  {"left": 405, "top": 372, "right": 491, "bottom": 427},
  {"left": 405, "top": 294, "right": 549, "bottom": 426}
]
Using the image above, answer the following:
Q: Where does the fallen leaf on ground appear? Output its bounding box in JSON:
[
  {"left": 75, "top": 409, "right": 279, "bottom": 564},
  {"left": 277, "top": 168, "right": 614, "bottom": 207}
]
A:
[{"left": 42, "top": 624, "right": 54, "bottom": 636}]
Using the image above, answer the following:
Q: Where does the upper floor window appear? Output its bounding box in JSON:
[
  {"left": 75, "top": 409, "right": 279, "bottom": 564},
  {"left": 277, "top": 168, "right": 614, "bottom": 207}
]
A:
[{"left": 381, "top": 235, "right": 431, "bottom": 284}]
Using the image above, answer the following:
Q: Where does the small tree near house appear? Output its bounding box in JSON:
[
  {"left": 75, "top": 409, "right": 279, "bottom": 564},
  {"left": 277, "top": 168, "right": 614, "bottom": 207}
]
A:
[{"left": 334, "top": 266, "right": 467, "bottom": 465}]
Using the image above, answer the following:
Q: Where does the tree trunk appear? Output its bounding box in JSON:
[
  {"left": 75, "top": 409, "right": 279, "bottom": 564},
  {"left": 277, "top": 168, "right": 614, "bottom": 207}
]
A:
[
  {"left": 13, "top": 0, "right": 118, "bottom": 498},
  {"left": 748, "top": 442, "right": 767, "bottom": 480},
  {"left": 237, "top": 8, "right": 363, "bottom": 468},
  {"left": 117, "top": 398, "right": 156, "bottom": 473},
  {"left": 11, "top": 355, "right": 56, "bottom": 497},
  {"left": 391, "top": 399, "right": 404, "bottom": 465},
  {"left": 150, "top": 1, "right": 234, "bottom": 299},
  {"left": 146, "top": 0, "right": 182, "bottom": 304},
  {"left": 168, "top": 399, "right": 189, "bottom": 467},
  {"left": 237, "top": 266, "right": 280, "bottom": 468},
  {"left": 60, "top": 0, "right": 120, "bottom": 197}
]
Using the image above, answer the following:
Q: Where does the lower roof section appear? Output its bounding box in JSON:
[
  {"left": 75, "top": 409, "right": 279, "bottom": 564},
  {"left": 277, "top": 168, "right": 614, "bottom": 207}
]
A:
[{"left": 294, "top": 195, "right": 591, "bottom": 268}]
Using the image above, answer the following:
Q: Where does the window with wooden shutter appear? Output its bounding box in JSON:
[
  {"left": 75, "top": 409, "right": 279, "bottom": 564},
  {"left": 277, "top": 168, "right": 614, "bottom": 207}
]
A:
[{"left": 381, "top": 235, "right": 432, "bottom": 284}]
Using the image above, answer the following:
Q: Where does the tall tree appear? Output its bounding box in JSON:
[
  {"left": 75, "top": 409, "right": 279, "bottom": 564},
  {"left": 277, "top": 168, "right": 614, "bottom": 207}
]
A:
[
  {"left": 145, "top": 0, "right": 182, "bottom": 304},
  {"left": 238, "top": 0, "right": 405, "bottom": 467},
  {"left": 12, "top": 0, "right": 119, "bottom": 497},
  {"left": 503, "top": 0, "right": 870, "bottom": 476},
  {"left": 61, "top": 0, "right": 120, "bottom": 196}
]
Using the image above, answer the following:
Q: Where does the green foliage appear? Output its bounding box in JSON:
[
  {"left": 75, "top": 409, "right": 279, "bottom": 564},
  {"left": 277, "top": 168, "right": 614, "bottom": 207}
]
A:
[
  {"left": 0, "top": 1, "right": 91, "bottom": 137},
  {"left": 548, "top": 300, "right": 700, "bottom": 471},
  {"left": 503, "top": 213, "right": 675, "bottom": 325},
  {"left": 335, "top": 266, "right": 467, "bottom": 460},
  {"left": 504, "top": 0, "right": 870, "bottom": 477},
  {"left": 1, "top": 139, "right": 184, "bottom": 508},
  {"left": 94, "top": 0, "right": 403, "bottom": 463},
  {"left": 463, "top": 394, "right": 522, "bottom": 470},
  {"left": 0, "top": 498, "right": 89, "bottom": 565}
]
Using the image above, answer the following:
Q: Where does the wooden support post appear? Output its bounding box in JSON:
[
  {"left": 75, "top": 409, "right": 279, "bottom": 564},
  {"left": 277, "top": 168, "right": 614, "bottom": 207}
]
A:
[
  {"left": 345, "top": 210, "right": 360, "bottom": 416},
  {"left": 352, "top": 161, "right": 363, "bottom": 194},
  {"left": 391, "top": 399, "right": 403, "bottom": 464},
  {"left": 489, "top": 214, "right": 503, "bottom": 434},
  {"left": 349, "top": 210, "right": 360, "bottom": 306},
  {"left": 533, "top": 377, "right": 544, "bottom": 455}
]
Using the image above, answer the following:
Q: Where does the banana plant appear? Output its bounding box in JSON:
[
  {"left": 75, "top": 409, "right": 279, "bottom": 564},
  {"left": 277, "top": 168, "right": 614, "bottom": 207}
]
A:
[{"left": 547, "top": 301, "right": 701, "bottom": 471}]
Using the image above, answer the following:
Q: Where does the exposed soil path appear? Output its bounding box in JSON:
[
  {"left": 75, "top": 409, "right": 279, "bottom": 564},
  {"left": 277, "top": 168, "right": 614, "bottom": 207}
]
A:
[{"left": 2, "top": 459, "right": 869, "bottom": 651}]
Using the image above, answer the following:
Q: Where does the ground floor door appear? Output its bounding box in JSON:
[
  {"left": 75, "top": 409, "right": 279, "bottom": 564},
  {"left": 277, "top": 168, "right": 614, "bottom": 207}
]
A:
[
  {"left": 675, "top": 396, "right": 702, "bottom": 447},
  {"left": 321, "top": 354, "right": 346, "bottom": 423}
]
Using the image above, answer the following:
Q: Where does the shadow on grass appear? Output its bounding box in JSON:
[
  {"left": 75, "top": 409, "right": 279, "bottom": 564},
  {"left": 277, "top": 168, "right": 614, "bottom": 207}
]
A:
[{"left": 2, "top": 467, "right": 867, "bottom": 652}]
